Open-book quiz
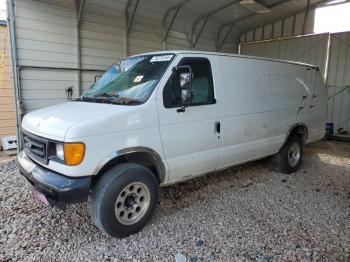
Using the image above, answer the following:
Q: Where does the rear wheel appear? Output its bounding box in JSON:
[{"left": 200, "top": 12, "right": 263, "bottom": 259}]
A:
[
  {"left": 275, "top": 135, "right": 304, "bottom": 174},
  {"left": 91, "top": 163, "right": 159, "bottom": 238}
]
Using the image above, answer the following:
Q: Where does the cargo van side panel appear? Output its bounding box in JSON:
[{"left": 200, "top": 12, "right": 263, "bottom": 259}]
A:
[{"left": 218, "top": 57, "right": 309, "bottom": 169}]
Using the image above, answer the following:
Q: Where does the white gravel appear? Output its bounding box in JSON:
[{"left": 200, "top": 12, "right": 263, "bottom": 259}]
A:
[{"left": 0, "top": 140, "right": 349, "bottom": 261}]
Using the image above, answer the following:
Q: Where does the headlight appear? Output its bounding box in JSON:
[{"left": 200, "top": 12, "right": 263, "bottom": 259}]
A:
[
  {"left": 55, "top": 142, "right": 85, "bottom": 166},
  {"left": 56, "top": 143, "right": 64, "bottom": 161}
]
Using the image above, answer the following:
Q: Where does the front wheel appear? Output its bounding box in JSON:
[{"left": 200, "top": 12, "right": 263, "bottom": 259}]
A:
[
  {"left": 275, "top": 135, "right": 304, "bottom": 174},
  {"left": 91, "top": 163, "right": 159, "bottom": 238}
]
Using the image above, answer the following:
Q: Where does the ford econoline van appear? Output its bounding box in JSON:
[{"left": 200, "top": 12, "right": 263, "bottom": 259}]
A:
[{"left": 17, "top": 51, "right": 327, "bottom": 237}]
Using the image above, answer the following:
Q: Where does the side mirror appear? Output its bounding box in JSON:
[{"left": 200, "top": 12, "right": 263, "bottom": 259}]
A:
[
  {"left": 180, "top": 72, "right": 192, "bottom": 105},
  {"left": 180, "top": 72, "right": 191, "bottom": 89},
  {"left": 175, "top": 66, "right": 193, "bottom": 107},
  {"left": 181, "top": 88, "right": 192, "bottom": 104}
]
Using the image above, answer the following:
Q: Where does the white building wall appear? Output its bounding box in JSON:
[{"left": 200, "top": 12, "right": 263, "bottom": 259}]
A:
[
  {"left": 79, "top": 0, "right": 126, "bottom": 93},
  {"left": 15, "top": 0, "right": 77, "bottom": 68},
  {"left": 326, "top": 32, "right": 350, "bottom": 133},
  {"left": 81, "top": 0, "right": 126, "bottom": 69},
  {"left": 14, "top": 0, "right": 79, "bottom": 112}
]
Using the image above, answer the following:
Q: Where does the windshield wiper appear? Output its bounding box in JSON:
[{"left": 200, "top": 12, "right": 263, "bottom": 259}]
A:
[
  {"left": 78, "top": 96, "right": 105, "bottom": 102},
  {"left": 92, "top": 93, "right": 141, "bottom": 104},
  {"left": 93, "top": 92, "right": 118, "bottom": 98},
  {"left": 109, "top": 96, "right": 142, "bottom": 105},
  {"left": 76, "top": 95, "right": 142, "bottom": 105}
]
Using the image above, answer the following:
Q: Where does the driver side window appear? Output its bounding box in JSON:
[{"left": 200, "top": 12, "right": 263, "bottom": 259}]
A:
[{"left": 163, "top": 57, "right": 215, "bottom": 108}]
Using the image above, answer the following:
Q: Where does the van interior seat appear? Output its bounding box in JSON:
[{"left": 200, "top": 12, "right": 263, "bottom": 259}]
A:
[{"left": 192, "top": 77, "right": 210, "bottom": 104}]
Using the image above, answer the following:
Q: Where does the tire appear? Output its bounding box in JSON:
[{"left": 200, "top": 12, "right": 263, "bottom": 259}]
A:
[
  {"left": 275, "top": 135, "right": 304, "bottom": 174},
  {"left": 91, "top": 163, "right": 159, "bottom": 238}
]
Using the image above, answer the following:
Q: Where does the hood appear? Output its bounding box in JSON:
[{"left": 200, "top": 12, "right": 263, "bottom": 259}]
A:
[{"left": 22, "top": 102, "right": 127, "bottom": 140}]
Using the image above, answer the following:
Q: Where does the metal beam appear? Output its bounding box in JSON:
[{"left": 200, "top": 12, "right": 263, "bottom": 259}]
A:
[
  {"left": 192, "top": 15, "right": 210, "bottom": 48},
  {"left": 192, "top": 0, "right": 240, "bottom": 35},
  {"left": 76, "top": 0, "right": 85, "bottom": 27},
  {"left": 281, "top": 18, "right": 285, "bottom": 37},
  {"left": 163, "top": 6, "right": 181, "bottom": 42},
  {"left": 125, "top": 0, "right": 140, "bottom": 56},
  {"left": 191, "top": 0, "right": 240, "bottom": 48},
  {"left": 271, "top": 21, "right": 274, "bottom": 39},
  {"left": 302, "top": 0, "right": 311, "bottom": 35},
  {"left": 7, "top": 0, "right": 22, "bottom": 151},
  {"left": 216, "top": 0, "right": 290, "bottom": 47},
  {"left": 217, "top": 23, "right": 235, "bottom": 51},
  {"left": 75, "top": 0, "right": 84, "bottom": 96},
  {"left": 291, "top": 14, "right": 296, "bottom": 35},
  {"left": 162, "top": 0, "right": 191, "bottom": 49},
  {"left": 322, "top": 0, "right": 350, "bottom": 8},
  {"left": 216, "top": 18, "right": 238, "bottom": 49},
  {"left": 126, "top": 0, "right": 139, "bottom": 35}
]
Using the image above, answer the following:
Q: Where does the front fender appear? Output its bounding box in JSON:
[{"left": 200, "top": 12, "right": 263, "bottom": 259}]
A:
[{"left": 93, "top": 146, "right": 167, "bottom": 184}]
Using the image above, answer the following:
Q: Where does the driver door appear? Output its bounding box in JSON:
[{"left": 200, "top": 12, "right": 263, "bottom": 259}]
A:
[{"left": 157, "top": 56, "right": 222, "bottom": 183}]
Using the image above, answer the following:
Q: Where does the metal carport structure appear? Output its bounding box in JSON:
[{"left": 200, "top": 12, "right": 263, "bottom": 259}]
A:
[{"left": 6, "top": 0, "right": 331, "bottom": 148}]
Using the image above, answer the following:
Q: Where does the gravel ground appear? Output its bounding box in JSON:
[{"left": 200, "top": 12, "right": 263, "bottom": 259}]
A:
[{"left": 0, "top": 140, "right": 350, "bottom": 262}]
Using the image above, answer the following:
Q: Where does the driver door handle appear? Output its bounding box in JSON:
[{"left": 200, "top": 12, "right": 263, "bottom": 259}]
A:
[{"left": 215, "top": 121, "right": 221, "bottom": 134}]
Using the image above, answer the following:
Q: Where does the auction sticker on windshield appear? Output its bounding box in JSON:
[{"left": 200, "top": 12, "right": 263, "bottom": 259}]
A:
[
  {"left": 150, "top": 55, "right": 173, "bottom": 62},
  {"left": 133, "top": 75, "right": 144, "bottom": 83}
]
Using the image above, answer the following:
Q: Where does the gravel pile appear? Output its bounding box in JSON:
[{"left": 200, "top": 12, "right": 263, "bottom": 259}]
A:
[{"left": 0, "top": 140, "right": 349, "bottom": 261}]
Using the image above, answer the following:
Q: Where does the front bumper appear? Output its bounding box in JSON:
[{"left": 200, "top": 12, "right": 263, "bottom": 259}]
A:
[{"left": 17, "top": 151, "right": 91, "bottom": 204}]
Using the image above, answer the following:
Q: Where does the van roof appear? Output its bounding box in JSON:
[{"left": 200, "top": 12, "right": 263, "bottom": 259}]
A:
[{"left": 133, "top": 50, "right": 319, "bottom": 70}]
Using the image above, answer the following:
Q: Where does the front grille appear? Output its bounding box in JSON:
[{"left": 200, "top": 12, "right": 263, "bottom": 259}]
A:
[{"left": 23, "top": 131, "right": 48, "bottom": 164}]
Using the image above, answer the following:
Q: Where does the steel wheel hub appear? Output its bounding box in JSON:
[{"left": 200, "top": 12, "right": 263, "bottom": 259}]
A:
[
  {"left": 115, "top": 182, "right": 150, "bottom": 225},
  {"left": 288, "top": 142, "right": 301, "bottom": 167}
]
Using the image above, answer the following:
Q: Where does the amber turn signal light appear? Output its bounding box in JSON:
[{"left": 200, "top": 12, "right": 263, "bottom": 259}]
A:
[{"left": 63, "top": 143, "right": 85, "bottom": 166}]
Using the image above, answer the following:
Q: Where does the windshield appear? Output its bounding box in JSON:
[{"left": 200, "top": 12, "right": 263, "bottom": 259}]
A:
[{"left": 79, "top": 54, "right": 174, "bottom": 105}]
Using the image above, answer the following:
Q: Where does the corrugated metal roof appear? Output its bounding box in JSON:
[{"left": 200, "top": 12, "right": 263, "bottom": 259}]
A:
[{"left": 139, "top": 0, "right": 329, "bottom": 40}]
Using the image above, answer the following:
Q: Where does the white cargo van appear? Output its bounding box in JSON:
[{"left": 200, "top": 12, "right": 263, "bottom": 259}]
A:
[{"left": 17, "top": 51, "right": 327, "bottom": 237}]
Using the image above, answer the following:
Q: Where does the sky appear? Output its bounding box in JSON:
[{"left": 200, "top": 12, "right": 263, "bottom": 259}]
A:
[
  {"left": 0, "top": 0, "right": 6, "bottom": 21},
  {"left": 314, "top": 2, "right": 350, "bottom": 34}
]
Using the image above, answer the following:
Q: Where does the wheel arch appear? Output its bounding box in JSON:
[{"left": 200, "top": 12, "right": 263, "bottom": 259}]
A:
[
  {"left": 92, "top": 147, "right": 166, "bottom": 186},
  {"left": 283, "top": 123, "right": 308, "bottom": 147}
]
